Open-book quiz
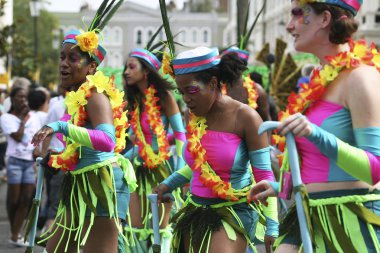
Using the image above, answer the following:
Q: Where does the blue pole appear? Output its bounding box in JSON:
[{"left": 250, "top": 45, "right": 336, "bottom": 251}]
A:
[
  {"left": 258, "top": 121, "right": 313, "bottom": 253},
  {"left": 26, "top": 157, "right": 45, "bottom": 253}
]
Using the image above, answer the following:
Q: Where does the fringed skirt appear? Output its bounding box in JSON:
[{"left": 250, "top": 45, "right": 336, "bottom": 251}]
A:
[
  {"left": 276, "top": 188, "right": 380, "bottom": 253},
  {"left": 123, "top": 157, "right": 181, "bottom": 251},
  {"left": 171, "top": 195, "right": 263, "bottom": 253},
  {"left": 35, "top": 155, "right": 136, "bottom": 251}
]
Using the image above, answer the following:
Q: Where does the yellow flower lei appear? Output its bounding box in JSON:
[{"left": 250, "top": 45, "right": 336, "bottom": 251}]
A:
[
  {"left": 221, "top": 75, "right": 259, "bottom": 109},
  {"left": 49, "top": 71, "right": 129, "bottom": 171},
  {"left": 187, "top": 113, "right": 251, "bottom": 201},
  {"left": 273, "top": 39, "right": 380, "bottom": 164},
  {"left": 242, "top": 75, "right": 259, "bottom": 109},
  {"left": 130, "top": 86, "right": 170, "bottom": 169}
]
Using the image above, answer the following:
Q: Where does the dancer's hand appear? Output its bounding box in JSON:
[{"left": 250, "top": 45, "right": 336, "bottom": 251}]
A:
[
  {"left": 31, "top": 126, "right": 54, "bottom": 147},
  {"left": 264, "top": 235, "right": 276, "bottom": 253},
  {"left": 154, "top": 184, "right": 171, "bottom": 205},
  {"left": 278, "top": 113, "right": 312, "bottom": 137},
  {"left": 248, "top": 180, "right": 276, "bottom": 206}
]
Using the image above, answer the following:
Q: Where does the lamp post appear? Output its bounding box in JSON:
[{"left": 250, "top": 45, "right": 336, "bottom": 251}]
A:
[{"left": 30, "top": 0, "right": 41, "bottom": 84}]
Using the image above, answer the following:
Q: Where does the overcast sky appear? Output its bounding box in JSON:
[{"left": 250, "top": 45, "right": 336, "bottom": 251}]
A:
[{"left": 45, "top": 0, "right": 185, "bottom": 12}]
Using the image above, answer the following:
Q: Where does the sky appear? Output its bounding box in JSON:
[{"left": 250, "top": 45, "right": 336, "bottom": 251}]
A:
[{"left": 45, "top": 0, "right": 185, "bottom": 12}]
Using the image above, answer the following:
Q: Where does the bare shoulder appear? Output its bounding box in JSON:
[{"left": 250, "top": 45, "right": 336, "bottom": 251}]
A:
[
  {"left": 87, "top": 91, "right": 110, "bottom": 105},
  {"left": 235, "top": 99, "right": 262, "bottom": 126},
  {"left": 161, "top": 90, "right": 179, "bottom": 116},
  {"left": 346, "top": 65, "right": 380, "bottom": 92}
]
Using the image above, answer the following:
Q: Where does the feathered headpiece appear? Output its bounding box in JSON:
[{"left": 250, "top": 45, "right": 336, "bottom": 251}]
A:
[{"left": 63, "top": 0, "right": 124, "bottom": 64}]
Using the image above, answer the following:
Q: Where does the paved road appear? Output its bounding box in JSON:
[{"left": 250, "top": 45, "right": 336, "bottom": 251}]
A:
[{"left": 0, "top": 181, "right": 44, "bottom": 253}]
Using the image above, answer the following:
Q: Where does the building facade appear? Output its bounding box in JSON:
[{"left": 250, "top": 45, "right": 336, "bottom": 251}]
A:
[
  {"left": 54, "top": 0, "right": 380, "bottom": 68},
  {"left": 54, "top": 1, "right": 228, "bottom": 68}
]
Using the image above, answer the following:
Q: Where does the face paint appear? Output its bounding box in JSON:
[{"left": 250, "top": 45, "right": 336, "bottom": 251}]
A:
[
  {"left": 303, "top": 5, "right": 312, "bottom": 24},
  {"left": 185, "top": 81, "right": 202, "bottom": 94},
  {"left": 79, "top": 58, "right": 88, "bottom": 67}
]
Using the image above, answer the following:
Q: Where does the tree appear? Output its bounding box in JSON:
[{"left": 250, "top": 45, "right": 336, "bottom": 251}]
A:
[
  {"left": 0, "top": 0, "right": 15, "bottom": 69},
  {"left": 12, "top": 0, "right": 59, "bottom": 86}
]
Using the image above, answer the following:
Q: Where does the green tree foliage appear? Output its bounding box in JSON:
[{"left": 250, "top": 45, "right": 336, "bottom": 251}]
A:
[
  {"left": 12, "top": 0, "right": 59, "bottom": 86},
  {"left": 0, "top": 0, "right": 15, "bottom": 67}
]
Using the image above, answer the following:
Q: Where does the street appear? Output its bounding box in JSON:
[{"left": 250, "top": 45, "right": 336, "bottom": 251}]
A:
[{"left": 0, "top": 181, "right": 44, "bottom": 253}]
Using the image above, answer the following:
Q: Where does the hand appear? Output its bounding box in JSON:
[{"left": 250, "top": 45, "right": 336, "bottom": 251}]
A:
[
  {"left": 31, "top": 126, "right": 54, "bottom": 147},
  {"left": 248, "top": 180, "right": 276, "bottom": 206},
  {"left": 264, "top": 235, "right": 276, "bottom": 253},
  {"left": 20, "top": 103, "right": 30, "bottom": 119},
  {"left": 278, "top": 113, "right": 312, "bottom": 137},
  {"left": 154, "top": 184, "right": 171, "bottom": 205}
]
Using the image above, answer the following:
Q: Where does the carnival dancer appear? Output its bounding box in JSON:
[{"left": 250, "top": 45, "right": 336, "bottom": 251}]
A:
[
  {"left": 29, "top": 1, "right": 136, "bottom": 252},
  {"left": 249, "top": 1, "right": 380, "bottom": 252},
  {"left": 122, "top": 47, "right": 186, "bottom": 251},
  {"left": 154, "top": 46, "right": 278, "bottom": 253},
  {"left": 221, "top": 48, "right": 270, "bottom": 122}
]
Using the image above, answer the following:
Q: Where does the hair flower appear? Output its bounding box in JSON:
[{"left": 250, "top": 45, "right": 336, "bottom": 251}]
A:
[{"left": 75, "top": 31, "right": 99, "bottom": 54}]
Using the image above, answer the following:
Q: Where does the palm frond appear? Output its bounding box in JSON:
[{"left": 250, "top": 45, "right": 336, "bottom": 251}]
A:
[
  {"left": 241, "top": 0, "right": 266, "bottom": 50},
  {"left": 88, "top": 0, "right": 124, "bottom": 32},
  {"left": 98, "top": 0, "right": 124, "bottom": 31},
  {"left": 159, "top": 0, "right": 175, "bottom": 57},
  {"left": 146, "top": 24, "right": 164, "bottom": 51}
]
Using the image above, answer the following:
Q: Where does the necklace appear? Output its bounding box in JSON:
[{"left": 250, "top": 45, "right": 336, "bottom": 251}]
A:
[
  {"left": 274, "top": 39, "right": 380, "bottom": 166},
  {"left": 187, "top": 113, "right": 251, "bottom": 201},
  {"left": 130, "top": 85, "right": 170, "bottom": 169},
  {"left": 221, "top": 74, "right": 258, "bottom": 109},
  {"left": 48, "top": 71, "right": 129, "bottom": 171}
]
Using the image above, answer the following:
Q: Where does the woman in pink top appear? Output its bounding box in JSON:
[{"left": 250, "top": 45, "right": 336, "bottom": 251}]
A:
[{"left": 250, "top": 0, "right": 380, "bottom": 252}]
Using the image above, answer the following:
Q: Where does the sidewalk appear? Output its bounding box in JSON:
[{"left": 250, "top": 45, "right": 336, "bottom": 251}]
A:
[{"left": 0, "top": 181, "right": 44, "bottom": 253}]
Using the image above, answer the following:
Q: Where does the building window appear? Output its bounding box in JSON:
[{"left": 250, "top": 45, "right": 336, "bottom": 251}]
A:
[
  {"left": 179, "top": 29, "right": 186, "bottom": 43},
  {"left": 376, "top": 8, "right": 380, "bottom": 24},
  {"left": 148, "top": 30, "right": 153, "bottom": 40},
  {"left": 103, "top": 27, "right": 110, "bottom": 45},
  {"left": 203, "top": 30, "right": 208, "bottom": 43},
  {"left": 113, "top": 26, "right": 122, "bottom": 45},
  {"left": 192, "top": 30, "right": 197, "bottom": 43},
  {"left": 113, "top": 52, "right": 123, "bottom": 68},
  {"left": 137, "top": 30, "right": 142, "bottom": 45}
]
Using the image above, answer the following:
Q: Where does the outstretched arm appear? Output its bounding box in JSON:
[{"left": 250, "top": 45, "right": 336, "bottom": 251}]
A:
[{"left": 32, "top": 92, "right": 116, "bottom": 152}]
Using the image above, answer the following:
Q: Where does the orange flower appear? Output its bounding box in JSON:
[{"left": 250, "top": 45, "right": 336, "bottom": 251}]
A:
[
  {"left": 130, "top": 86, "right": 170, "bottom": 169},
  {"left": 242, "top": 75, "right": 259, "bottom": 109},
  {"left": 187, "top": 113, "right": 250, "bottom": 201}
]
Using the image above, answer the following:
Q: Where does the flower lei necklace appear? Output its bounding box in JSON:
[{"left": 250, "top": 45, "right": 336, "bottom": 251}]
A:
[
  {"left": 49, "top": 71, "right": 129, "bottom": 171},
  {"left": 221, "top": 74, "right": 259, "bottom": 109},
  {"left": 187, "top": 113, "right": 251, "bottom": 201},
  {"left": 130, "top": 86, "right": 170, "bottom": 169},
  {"left": 273, "top": 39, "right": 380, "bottom": 164}
]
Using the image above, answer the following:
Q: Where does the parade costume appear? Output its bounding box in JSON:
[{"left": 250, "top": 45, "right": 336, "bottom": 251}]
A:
[
  {"left": 123, "top": 48, "right": 186, "bottom": 252},
  {"left": 24, "top": 2, "right": 136, "bottom": 252},
  {"left": 161, "top": 47, "right": 278, "bottom": 252},
  {"left": 34, "top": 68, "right": 135, "bottom": 252},
  {"left": 271, "top": 26, "right": 380, "bottom": 251}
]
